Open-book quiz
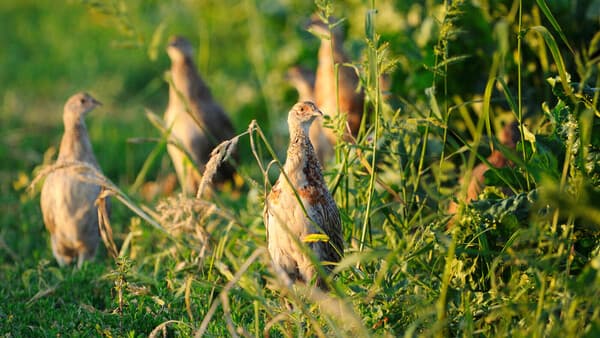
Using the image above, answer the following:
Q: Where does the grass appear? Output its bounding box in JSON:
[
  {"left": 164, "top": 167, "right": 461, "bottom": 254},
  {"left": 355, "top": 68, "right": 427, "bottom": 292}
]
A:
[{"left": 1, "top": 0, "right": 600, "bottom": 336}]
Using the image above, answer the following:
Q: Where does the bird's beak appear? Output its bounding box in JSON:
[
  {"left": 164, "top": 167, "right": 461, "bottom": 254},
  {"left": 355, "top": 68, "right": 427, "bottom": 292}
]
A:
[
  {"left": 92, "top": 98, "right": 102, "bottom": 107},
  {"left": 313, "top": 109, "right": 323, "bottom": 117}
]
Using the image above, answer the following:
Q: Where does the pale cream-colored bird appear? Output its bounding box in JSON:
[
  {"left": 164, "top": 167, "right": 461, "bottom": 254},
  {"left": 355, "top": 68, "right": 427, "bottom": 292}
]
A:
[
  {"left": 286, "top": 66, "right": 332, "bottom": 165},
  {"left": 264, "top": 101, "right": 344, "bottom": 290},
  {"left": 309, "top": 15, "right": 365, "bottom": 158},
  {"left": 40, "top": 92, "right": 106, "bottom": 268},
  {"left": 165, "top": 35, "right": 237, "bottom": 194}
]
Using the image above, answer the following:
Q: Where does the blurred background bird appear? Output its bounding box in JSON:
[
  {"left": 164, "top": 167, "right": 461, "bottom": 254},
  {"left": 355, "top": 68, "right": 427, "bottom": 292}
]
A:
[
  {"left": 286, "top": 66, "right": 315, "bottom": 103},
  {"left": 40, "top": 92, "right": 107, "bottom": 268},
  {"left": 264, "top": 101, "right": 343, "bottom": 290},
  {"left": 308, "top": 15, "right": 366, "bottom": 163},
  {"left": 165, "top": 35, "right": 237, "bottom": 195},
  {"left": 448, "top": 120, "right": 521, "bottom": 224}
]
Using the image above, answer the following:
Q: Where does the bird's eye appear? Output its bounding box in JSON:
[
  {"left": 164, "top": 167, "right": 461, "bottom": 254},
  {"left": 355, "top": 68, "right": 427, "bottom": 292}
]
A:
[{"left": 80, "top": 98, "right": 86, "bottom": 104}]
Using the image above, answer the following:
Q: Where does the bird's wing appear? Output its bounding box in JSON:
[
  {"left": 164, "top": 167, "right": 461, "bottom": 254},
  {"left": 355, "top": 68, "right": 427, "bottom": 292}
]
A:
[
  {"left": 264, "top": 179, "right": 283, "bottom": 239},
  {"left": 201, "top": 101, "right": 236, "bottom": 143},
  {"left": 186, "top": 131, "right": 211, "bottom": 166},
  {"left": 321, "top": 194, "right": 344, "bottom": 262},
  {"left": 305, "top": 189, "right": 343, "bottom": 263},
  {"left": 40, "top": 176, "right": 56, "bottom": 234}
]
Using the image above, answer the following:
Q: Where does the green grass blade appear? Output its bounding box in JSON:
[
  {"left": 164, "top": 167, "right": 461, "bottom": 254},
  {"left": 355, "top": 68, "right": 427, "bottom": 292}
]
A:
[
  {"left": 529, "top": 26, "right": 573, "bottom": 98},
  {"left": 535, "top": 0, "right": 575, "bottom": 56}
]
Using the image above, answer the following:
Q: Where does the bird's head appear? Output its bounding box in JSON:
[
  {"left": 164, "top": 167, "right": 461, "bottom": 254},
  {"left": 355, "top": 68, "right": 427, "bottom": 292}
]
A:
[
  {"left": 286, "top": 66, "right": 315, "bottom": 89},
  {"left": 166, "top": 35, "right": 194, "bottom": 62},
  {"left": 288, "top": 101, "right": 322, "bottom": 132},
  {"left": 64, "top": 92, "right": 101, "bottom": 118}
]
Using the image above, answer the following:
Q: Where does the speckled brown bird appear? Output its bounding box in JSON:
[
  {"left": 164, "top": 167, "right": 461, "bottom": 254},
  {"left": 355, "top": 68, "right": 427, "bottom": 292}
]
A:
[
  {"left": 165, "top": 35, "right": 237, "bottom": 194},
  {"left": 286, "top": 66, "right": 332, "bottom": 165},
  {"left": 264, "top": 101, "right": 344, "bottom": 289},
  {"left": 309, "top": 16, "right": 365, "bottom": 150},
  {"left": 40, "top": 92, "right": 106, "bottom": 268}
]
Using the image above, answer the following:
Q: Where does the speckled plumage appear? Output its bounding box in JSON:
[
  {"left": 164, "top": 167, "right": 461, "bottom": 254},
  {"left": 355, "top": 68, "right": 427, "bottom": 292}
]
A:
[
  {"left": 286, "top": 66, "right": 332, "bottom": 166},
  {"left": 165, "top": 35, "right": 236, "bottom": 194},
  {"left": 264, "top": 101, "right": 343, "bottom": 289},
  {"left": 40, "top": 92, "right": 106, "bottom": 268}
]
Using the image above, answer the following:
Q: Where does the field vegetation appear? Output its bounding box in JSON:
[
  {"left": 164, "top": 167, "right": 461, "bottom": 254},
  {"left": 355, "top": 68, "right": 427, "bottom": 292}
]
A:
[{"left": 1, "top": 0, "right": 599, "bottom": 336}]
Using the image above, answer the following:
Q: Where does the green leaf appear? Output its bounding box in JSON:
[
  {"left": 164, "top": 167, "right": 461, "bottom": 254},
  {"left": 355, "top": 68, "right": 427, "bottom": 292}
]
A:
[
  {"left": 483, "top": 166, "right": 527, "bottom": 190},
  {"left": 525, "top": 135, "right": 563, "bottom": 183},
  {"left": 535, "top": 0, "right": 575, "bottom": 56},
  {"left": 529, "top": 26, "right": 572, "bottom": 98},
  {"left": 521, "top": 124, "right": 537, "bottom": 153},
  {"left": 148, "top": 21, "right": 166, "bottom": 62},
  {"left": 425, "top": 86, "right": 443, "bottom": 121},
  {"left": 497, "top": 77, "right": 518, "bottom": 118}
]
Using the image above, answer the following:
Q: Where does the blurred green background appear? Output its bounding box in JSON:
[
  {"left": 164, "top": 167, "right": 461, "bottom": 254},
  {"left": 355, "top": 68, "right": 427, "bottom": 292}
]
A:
[
  {"left": 1, "top": 0, "right": 599, "bottom": 336},
  {"left": 1, "top": 0, "right": 596, "bottom": 184}
]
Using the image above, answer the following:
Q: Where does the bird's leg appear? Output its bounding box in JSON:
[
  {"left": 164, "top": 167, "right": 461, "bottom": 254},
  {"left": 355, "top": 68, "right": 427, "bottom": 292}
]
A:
[
  {"left": 77, "top": 251, "right": 86, "bottom": 269},
  {"left": 51, "top": 238, "right": 67, "bottom": 267}
]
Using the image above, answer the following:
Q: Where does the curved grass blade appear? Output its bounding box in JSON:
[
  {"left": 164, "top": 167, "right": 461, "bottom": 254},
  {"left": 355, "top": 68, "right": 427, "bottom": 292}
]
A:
[{"left": 535, "top": 0, "right": 575, "bottom": 56}]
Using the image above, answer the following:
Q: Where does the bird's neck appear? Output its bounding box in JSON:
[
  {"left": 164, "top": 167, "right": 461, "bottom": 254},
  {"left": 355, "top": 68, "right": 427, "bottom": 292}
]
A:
[
  {"left": 316, "top": 37, "right": 348, "bottom": 115},
  {"left": 169, "top": 57, "right": 213, "bottom": 103},
  {"left": 58, "top": 119, "right": 97, "bottom": 166},
  {"left": 318, "top": 36, "right": 346, "bottom": 65},
  {"left": 284, "top": 126, "right": 324, "bottom": 185}
]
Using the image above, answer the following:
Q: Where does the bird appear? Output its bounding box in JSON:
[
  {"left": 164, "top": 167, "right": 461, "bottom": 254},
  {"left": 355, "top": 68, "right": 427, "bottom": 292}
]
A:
[
  {"left": 448, "top": 121, "right": 521, "bottom": 223},
  {"left": 465, "top": 121, "right": 520, "bottom": 200},
  {"left": 40, "top": 92, "right": 107, "bottom": 268},
  {"left": 286, "top": 66, "right": 332, "bottom": 165},
  {"left": 286, "top": 66, "right": 315, "bottom": 102},
  {"left": 264, "top": 101, "right": 344, "bottom": 290},
  {"left": 309, "top": 15, "right": 365, "bottom": 156},
  {"left": 165, "top": 35, "right": 237, "bottom": 194}
]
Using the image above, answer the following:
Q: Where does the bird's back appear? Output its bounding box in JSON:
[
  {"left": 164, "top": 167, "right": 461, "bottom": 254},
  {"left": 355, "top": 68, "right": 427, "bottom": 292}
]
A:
[
  {"left": 166, "top": 57, "right": 237, "bottom": 186},
  {"left": 41, "top": 171, "right": 101, "bottom": 238}
]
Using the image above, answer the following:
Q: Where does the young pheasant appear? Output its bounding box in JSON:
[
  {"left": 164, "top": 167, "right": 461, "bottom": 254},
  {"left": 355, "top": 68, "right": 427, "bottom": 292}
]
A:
[
  {"left": 309, "top": 16, "right": 365, "bottom": 156},
  {"left": 264, "top": 101, "right": 344, "bottom": 289},
  {"left": 165, "top": 35, "right": 237, "bottom": 194},
  {"left": 286, "top": 66, "right": 332, "bottom": 165},
  {"left": 40, "top": 92, "right": 106, "bottom": 268}
]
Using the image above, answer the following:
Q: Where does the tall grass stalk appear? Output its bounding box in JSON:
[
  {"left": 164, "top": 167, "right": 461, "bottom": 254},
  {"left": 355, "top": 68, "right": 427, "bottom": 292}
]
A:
[
  {"left": 517, "top": 0, "right": 531, "bottom": 189},
  {"left": 358, "top": 4, "right": 380, "bottom": 253}
]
